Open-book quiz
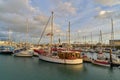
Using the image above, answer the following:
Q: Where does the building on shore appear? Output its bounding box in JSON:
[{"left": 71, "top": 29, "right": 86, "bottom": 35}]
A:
[{"left": 109, "top": 40, "right": 120, "bottom": 46}]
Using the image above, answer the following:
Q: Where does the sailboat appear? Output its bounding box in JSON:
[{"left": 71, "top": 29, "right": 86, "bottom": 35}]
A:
[
  {"left": 13, "top": 18, "right": 33, "bottom": 57},
  {"left": 92, "top": 51, "right": 110, "bottom": 67},
  {"left": 13, "top": 48, "right": 33, "bottom": 57},
  {"left": 38, "top": 12, "right": 83, "bottom": 64}
]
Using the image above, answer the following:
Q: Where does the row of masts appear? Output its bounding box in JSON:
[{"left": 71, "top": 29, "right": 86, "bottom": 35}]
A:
[
  {"left": 35, "top": 12, "right": 115, "bottom": 50},
  {"left": 98, "top": 18, "right": 115, "bottom": 49},
  {"left": 7, "top": 12, "right": 115, "bottom": 49},
  {"left": 49, "top": 12, "right": 71, "bottom": 49}
]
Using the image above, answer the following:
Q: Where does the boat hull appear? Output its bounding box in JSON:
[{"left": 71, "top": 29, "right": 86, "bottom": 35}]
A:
[
  {"left": 14, "top": 54, "right": 33, "bottom": 57},
  {"left": 92, "top": 60, "right": 110, "bottom": 67},
  {"left": 0, "top": 51, "right": 13, "bottom": 55},
  {"left": 39, "top": 54, "right": 83, "bottom": 64},
  {"left": 13, "top": 50, "right": 33, "bottom": 57},
  {"left": 33, "top": 52, "right": 39, "bottom": 57}
]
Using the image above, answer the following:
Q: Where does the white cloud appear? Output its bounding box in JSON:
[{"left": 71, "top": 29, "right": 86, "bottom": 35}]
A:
[
  {"left": 94, "top": 0, "right": 120, "bottom": 6},
  {"left": 0, "top": 0, "right": 62, "bottom": 42},
  {"left": 54, "top": 2, "right": 77, "bottom": 17},
  {"left": 95, "top": 10, "right": 113, "bottom": 18},
  {"left": 95, "top": 10, "right": 120, "bottom": 19},
  {"left": 99, "top": 11, "right": 107, "bottom": 15},
  {"left": 59, "top": 2, "right": 76, "bottom": 15},
  {"left": 0, "top": 0, "right": 120, "bottom": 43},
  {"left": 0, "top": 0, "right": 38, "bottom": 33},
  {"left": 0, "top": 0, "right": 36, "bottom": 15}
]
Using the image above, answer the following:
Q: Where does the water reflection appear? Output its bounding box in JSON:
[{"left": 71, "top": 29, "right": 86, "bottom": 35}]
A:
[
  {"left": 63, "top": 64, "right": 83, "bottom": 71},
  {"left": 39, "top": 60, "right": 83, "bottom": 74}
]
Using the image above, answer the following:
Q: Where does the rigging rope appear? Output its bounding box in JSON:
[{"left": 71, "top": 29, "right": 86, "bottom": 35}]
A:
[{"left": 37, "top": 16, "right": 51, "bottom": 44}]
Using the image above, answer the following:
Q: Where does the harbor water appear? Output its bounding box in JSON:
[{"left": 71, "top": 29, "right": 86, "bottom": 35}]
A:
[{"left": 0, "top": 54, "right": 120, "bottom": 80}]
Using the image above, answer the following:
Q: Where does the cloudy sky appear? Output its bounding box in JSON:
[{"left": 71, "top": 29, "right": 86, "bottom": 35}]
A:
[{"left": 0, "top": 0, "right": 120, "bottom": 44}]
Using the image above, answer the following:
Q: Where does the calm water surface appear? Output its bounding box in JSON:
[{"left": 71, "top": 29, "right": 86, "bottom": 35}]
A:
[{"left": 0, "top": 54, "right": 119, "bottom": 80}]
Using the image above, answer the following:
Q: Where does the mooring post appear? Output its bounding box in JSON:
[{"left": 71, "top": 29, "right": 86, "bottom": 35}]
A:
[{"left": 110, "top": 49, "right": 113, "bottom": 67}]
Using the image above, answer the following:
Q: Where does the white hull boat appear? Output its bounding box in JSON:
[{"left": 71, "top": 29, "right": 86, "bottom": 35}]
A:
[
  {"left": 39, "top": 55, "right": 83, "bottom": 64},
  {"left": 13, "top": 50, "right": 33, "bottom": 57},
  {"left": 92, "top": 59, "right": 110, "bottom": 67},
  {"left": 39, "top": 51, "right": 83, "bottom": 65},
  {"left": 38, "top": 12, "right": 83, "bottom": 65}
]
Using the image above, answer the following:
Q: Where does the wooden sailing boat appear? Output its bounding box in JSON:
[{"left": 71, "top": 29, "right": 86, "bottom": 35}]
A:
[{"left": 38, "top": 12, "right": 83, "bottom": 64}]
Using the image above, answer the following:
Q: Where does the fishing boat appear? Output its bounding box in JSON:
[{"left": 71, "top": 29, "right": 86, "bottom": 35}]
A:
[
  {"left": 92, "top": 49, "right": 120, "bottom": 67},
  {"left": 91, "top": 30, "right": 111, "bottom": 67},
  {"left": 92, "top": 52, "right": 110, "bottom": 67},
  {"left": 38, "top": 12, "right": 83, "bottom": 64},
  {"left": 92, "top": 59, "right": 110, "bottom": 67}
]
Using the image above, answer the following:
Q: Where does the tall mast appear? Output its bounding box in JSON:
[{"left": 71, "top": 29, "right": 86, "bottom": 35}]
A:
[
  {"left": 68, "top": 21, "right": 70, "bottom": 48},
  {"left": 8, "top": 28, "right": 10, "bottom": 42},
  {"left": 66, "top": 31, "right": 68, "bottom": 43},
  {"left": 111, "top": 18, "right": 114, "bottom": 49},
  {"left": 100, "top": 30, "right": 102, "bottom": 44},
  {"left": 91, "top": 32, "right": 93, "bottom": 49},
  {"left": 26, "top": 18, "right": 29, "bottom": 47},
  {"left": 8, "top": 28, "right": 11, "bottom": 46},
  {"left": 50, "top": 11, "right": 54, "bottom": 47},
  {"left": 85, "top": 36, "right": 86, "bottom": 48},
  {"left": 99, "top": 30, "right": 102, "bottom": 49}
]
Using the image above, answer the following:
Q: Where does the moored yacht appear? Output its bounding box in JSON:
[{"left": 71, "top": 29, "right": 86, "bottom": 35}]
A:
[
  {"left": 0, "top": 46, "right": 15, "bottom": 55},
  {"left": 13, "top": 48, "right": 33, "bottom": 57},
  {"left": 38, "top": 12, "right": 83, "bottom": 64},
  {"left": 38, "top": 49, "right": 83, "bottom": 64}
]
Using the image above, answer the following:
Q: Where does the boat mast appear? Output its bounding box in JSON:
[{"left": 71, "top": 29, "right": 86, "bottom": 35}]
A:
[
  {"left": 68, "top": 21, "right": 70, "bottom": 49},
  {"left": 111, "top": 18, "right": 114, "bottom": 49},
  {"left": 8, "top": 28, "right": 11, "bottom": 46},
  {"left": 91, "top": 32, "right": 93, "bottom": 49},
  {"left": 50, "top": 11, "right": 54, "bottom": 47},
  {"left": 100, "top": 30, "right": 102, "bottom": 47},
  {"left": 26, "top": 18, "right": 29, "bottom": 48},
  {"left": 110, "top": 48, "right": 113, "bottom": 67},
  {"left": 109, "top": 18, "right": 114, "bottom": 68}
]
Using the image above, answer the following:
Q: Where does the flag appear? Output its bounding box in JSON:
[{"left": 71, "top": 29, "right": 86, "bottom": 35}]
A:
[{"left": 46, "top": 33, "right": 53, "bottom": 36}]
